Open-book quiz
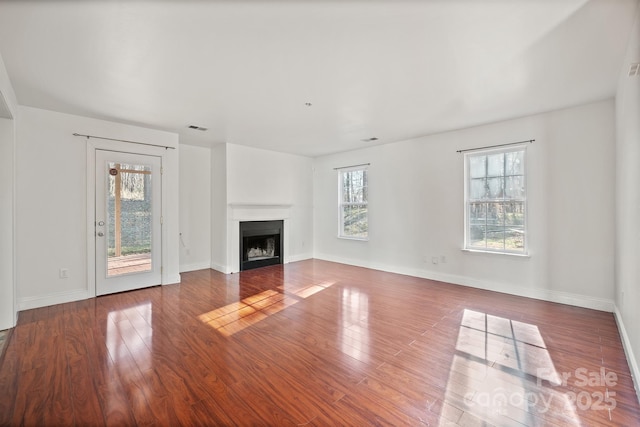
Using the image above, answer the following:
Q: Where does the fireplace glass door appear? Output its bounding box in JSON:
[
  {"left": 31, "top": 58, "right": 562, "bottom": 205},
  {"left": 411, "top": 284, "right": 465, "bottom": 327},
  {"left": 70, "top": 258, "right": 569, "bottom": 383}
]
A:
[{"left": 239, "top": 220, "right": 283, "bottom": 271}]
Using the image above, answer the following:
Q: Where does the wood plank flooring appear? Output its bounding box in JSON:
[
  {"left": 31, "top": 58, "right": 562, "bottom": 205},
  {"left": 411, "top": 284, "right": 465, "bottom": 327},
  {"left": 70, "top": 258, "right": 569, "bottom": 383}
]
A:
[{"left": 1, "top": 259, "right": 639, "bottom": 426}]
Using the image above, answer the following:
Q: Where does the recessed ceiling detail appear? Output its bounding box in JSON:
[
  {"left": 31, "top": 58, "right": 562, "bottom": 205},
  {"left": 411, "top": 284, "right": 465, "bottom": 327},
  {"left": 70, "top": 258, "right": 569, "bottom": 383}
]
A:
[{"left": 187, "top": 125, "right": 208, "bottom": 131}]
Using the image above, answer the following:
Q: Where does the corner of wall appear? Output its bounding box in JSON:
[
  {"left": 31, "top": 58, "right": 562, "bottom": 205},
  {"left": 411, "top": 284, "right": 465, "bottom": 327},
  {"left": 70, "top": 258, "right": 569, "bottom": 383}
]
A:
[
  {"left": 0, "top": 50, "right": 16, "bottom": 328},
  {"left": 211, "top": 143, "right": 228, "bottom": 272},
  {"left": 614, "top": 305, "right": 640, "bottom": 404},
  {"left": 0, "top": 52, "right": 17, "bottom": 117},
  {"left": 614, "top": 0, "right": 640, "bottom": 405}
]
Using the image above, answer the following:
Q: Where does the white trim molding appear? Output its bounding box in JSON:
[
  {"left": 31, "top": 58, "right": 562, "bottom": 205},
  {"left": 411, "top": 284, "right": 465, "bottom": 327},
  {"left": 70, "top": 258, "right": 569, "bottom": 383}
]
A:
[
  {"left": 210, "top": 262, "right": 231, "bottom": 275},
  {"left": 227, "top": 203, "right": 293, "bottom": 273},
  {"left": 614, "top": 306, "right": 640, "bottom": 405},
  {"left": 87, "top": 138, "right": 179, "bottom": 298},
  {"left": 287, "top": 253, "right": 314, "bottom": 263},
  {"left": 315, "top": 252, "right": 615, "bottom": 312},
  {"left": 179, "top": 262, "right": 211, "bottom": 274},
  {"left": 228, "top": 203, "right": 293, "bottom": 221},
  {"left": 18, "top": 289, "right": 89, "bottom": 311}
]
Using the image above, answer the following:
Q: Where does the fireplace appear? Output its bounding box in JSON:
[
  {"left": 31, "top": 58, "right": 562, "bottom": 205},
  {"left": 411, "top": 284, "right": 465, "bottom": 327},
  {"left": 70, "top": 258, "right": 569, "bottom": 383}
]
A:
[{"left": 239, "top": 220, "right": 283, "bottom": 271}]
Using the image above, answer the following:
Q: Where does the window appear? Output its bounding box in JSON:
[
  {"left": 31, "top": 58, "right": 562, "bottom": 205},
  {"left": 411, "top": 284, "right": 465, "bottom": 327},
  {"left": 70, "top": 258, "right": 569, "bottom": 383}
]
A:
[
  {"left": 465, "top": 147, "right": 526, "bottom": 254},
  {"left": 339, "top": 167, "right": 368, "bottom": 239}
]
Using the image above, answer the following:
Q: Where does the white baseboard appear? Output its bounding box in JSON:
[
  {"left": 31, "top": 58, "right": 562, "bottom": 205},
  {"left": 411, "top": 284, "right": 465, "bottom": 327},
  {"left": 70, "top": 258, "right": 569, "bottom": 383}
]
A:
[
  {"left": 210, "top": 262, "right": 231, "bottom": 274},
  {"left": 614, "top": 306, "right": 640, "bottom": 405},
  {"left": 286, "top": 253, "right": 313, "bottom": 263},
  {"left": 165, "top": 273, "right": 181, "bottom": 285},
  {"left": 18, "top": 278, "right": 181, "bottom": 312},
  {"left": 17, "top": 289, "right": 89, "bottom": 311},
  {"left": 424, "top": 270, "right": 614, "bottom": 312},
  {"left": 314, "top": 253, "right": 615, "bottom": 312},
  {"left": 179, "top": 261, "right": 211, "bottom": 273}
]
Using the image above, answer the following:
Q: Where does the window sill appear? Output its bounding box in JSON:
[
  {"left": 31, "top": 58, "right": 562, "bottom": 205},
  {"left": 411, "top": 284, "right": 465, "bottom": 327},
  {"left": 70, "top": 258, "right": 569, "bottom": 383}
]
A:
[
  {"left": 461, "top": 248, "right": 530, "bottom": 258},
  {"left": 338, "top": 235, "right": 369, "bottom": 242}
]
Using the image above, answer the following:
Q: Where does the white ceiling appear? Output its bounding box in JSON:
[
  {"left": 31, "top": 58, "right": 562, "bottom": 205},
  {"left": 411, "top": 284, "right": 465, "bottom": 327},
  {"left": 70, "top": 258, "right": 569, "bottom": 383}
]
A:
[{"left": 0, "top": 0, "right": 637, "bottom": 157}]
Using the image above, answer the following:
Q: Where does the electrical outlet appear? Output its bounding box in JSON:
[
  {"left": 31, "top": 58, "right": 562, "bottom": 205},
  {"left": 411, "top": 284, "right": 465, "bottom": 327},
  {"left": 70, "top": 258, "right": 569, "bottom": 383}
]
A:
[
  {"left": 432, "top": 257, "right": 439, "bottom": 265},
  {"left": 59, "top": 268, "right": 69, "bottom": 279}
]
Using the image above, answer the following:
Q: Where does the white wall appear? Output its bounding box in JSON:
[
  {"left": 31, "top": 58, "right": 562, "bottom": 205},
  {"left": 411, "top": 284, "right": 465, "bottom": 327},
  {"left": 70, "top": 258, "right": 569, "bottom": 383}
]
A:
[
  {"left": 615, "top": 5, "right": 640, "bottom": 400},
  {"left": 15, "top": 106, "right": 180, "bottom": 310},
  {"left": 179, "top": 144, "right": 211, "bottom": 272},
  {"left": 211, "top": 143, "right": 228, "bottom": 272},
  {"left": 210, "top": 143, "right": 314, "bottom": 273},
  {"left": 0, "top": 53, "right": 16, "bottom": 116},
  {"left": 0, "top": 117, "right": 15, "bottom": 329},
  {"left": 0, "top": 53, "right": 17, "bottom": 329},
  {"left": 226, "top": 143, "right": 314, "bottom": 262},
  {"left": 314, "top": 99, "right": 616, "bottom": 311}
]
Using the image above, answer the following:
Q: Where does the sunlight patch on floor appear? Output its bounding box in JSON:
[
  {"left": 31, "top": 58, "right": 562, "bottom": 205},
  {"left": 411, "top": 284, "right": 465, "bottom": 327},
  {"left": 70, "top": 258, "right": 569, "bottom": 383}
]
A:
[
  {"left": 437, "top": 309, "right": 580, "bottom": 427},
  {"left": 198, "top": 281, "right": 336, "bottom": 337}
]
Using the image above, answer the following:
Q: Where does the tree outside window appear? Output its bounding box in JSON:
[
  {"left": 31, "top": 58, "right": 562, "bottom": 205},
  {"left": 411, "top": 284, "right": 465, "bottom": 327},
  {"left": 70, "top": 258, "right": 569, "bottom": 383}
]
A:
[
  {"left": 339, "top": 167, "right": 368, "bottom": 239},
  {"left": 465, "top": 148, "right": 526, "bottom": 254}
]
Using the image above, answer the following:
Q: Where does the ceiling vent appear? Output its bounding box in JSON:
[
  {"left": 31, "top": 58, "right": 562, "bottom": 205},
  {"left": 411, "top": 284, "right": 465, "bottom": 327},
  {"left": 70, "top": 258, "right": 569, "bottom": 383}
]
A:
[
  {"left": 187, "top": 125, "right": 208, "bottom": 131},
  {"left": 629, "top": 63, "right": 640, "bottom": 77}
]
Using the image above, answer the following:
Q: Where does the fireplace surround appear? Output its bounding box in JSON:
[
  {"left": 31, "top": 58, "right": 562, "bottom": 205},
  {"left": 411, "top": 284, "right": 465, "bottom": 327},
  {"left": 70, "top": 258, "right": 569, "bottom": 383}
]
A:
[
  {"left": 239, "top": 220, "right": 283, "bottom": 271},
  {"left": 224, "top": 203, "right": 292, "bottom": 274}
]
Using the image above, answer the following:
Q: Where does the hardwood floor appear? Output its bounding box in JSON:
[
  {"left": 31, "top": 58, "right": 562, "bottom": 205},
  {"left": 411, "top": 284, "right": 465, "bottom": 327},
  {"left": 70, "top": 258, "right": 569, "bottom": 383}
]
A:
[{"left": 1, "top": 259, "right": 639, "bottom": 426}]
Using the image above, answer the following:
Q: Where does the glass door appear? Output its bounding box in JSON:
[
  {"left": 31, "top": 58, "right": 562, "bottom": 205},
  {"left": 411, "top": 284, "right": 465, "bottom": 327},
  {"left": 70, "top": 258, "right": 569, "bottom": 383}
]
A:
[{"left": 95, "top": 150, "right": 162, "bottom": 295}]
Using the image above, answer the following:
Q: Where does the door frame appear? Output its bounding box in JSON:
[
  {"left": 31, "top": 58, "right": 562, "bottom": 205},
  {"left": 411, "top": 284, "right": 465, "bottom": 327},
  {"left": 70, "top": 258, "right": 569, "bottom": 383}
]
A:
[
  {"left": 95, "top": 149, "right": 162, "bottom": 295},
  {"left": 86, "top": 138, "right": 172, "bottom": 298}
]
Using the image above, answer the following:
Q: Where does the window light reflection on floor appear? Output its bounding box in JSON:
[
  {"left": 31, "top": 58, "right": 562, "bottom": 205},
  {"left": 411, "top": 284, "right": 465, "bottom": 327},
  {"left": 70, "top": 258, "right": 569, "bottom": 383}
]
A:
[
  {"left": 437, "top": 309, "right": 580, "bottom": 426},
  {"left": 106, "top": 302, "right": 154, "bottom": 371},
  {"left": 339, "top": 288, "right": 370, "bottom": 363},
  {"left": 198, "top": 281, "right": 335, "bottom": 336}
]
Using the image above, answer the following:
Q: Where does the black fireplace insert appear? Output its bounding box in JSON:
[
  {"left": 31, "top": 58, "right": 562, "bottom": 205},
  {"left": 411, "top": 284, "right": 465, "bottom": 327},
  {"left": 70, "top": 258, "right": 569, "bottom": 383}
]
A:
[{"left": 239, "top": 220, "right": 283, "bottom": 271}]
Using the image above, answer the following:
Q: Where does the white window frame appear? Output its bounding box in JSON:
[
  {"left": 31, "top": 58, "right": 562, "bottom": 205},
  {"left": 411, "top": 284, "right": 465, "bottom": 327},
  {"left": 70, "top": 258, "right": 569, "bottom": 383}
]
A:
[
  {"left": 464, "top": 146, "right": 528, "bottom": 255},
  {"left": 338, "top": 166, "right": 369, "bottom": 241}
]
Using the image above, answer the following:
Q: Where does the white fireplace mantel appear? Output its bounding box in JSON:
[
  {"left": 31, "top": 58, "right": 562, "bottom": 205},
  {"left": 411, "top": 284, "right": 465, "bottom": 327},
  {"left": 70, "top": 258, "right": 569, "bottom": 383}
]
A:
[
  {"left": 227, "top": 203, "right": 292, "bottom": 273},
  {"left": 228, "top": 203, "right": 292, "bottom": 221}
]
